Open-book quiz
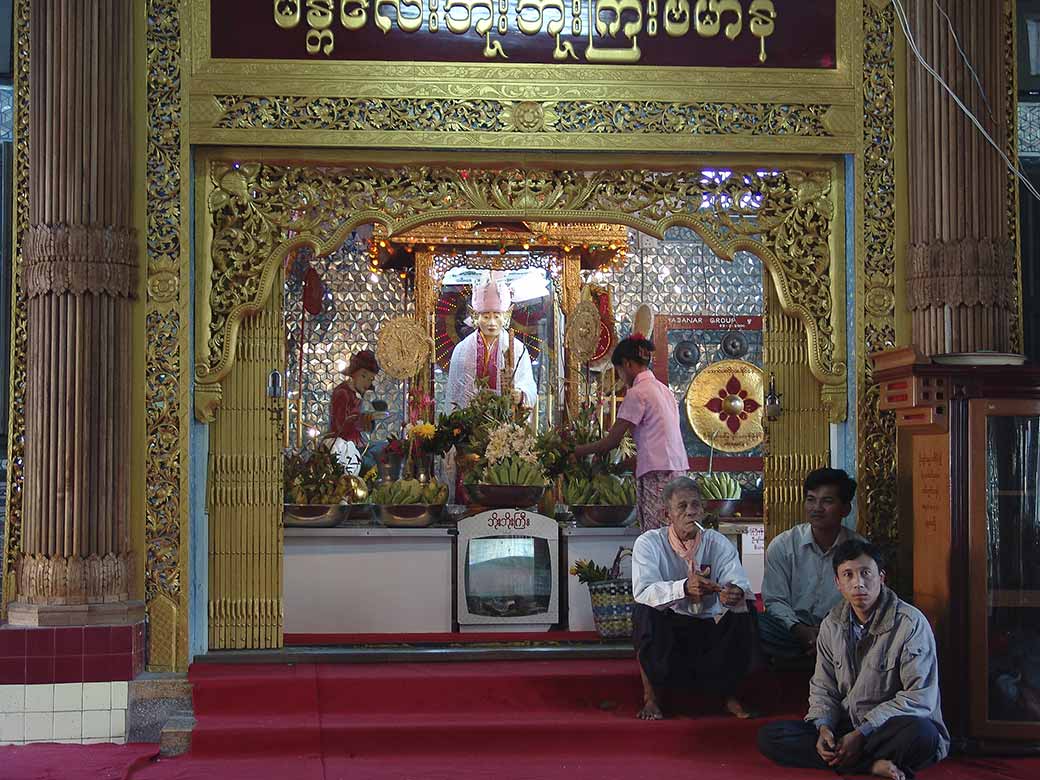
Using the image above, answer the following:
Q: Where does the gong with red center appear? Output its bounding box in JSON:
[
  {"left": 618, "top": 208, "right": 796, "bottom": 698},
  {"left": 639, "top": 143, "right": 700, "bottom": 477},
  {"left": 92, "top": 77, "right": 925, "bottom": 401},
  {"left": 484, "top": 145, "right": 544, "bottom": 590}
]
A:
[{"left": 686, "top": 359, "right": 765, "bottom": 452}]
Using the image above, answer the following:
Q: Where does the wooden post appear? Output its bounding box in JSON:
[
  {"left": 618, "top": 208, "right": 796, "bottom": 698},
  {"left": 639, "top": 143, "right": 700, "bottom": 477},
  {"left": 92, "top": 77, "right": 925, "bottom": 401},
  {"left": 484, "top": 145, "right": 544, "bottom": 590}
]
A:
[
  {"left": 905, "top": 0, "right": 1016, "bottom": 354},
  {"left": 8, "top": 0, "right": 142, "bottom": 625}
]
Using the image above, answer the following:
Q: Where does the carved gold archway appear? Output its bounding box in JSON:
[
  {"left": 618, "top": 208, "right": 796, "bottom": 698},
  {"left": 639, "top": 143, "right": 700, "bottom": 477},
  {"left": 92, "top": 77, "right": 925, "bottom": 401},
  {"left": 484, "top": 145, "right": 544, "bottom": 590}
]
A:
[{"left": 195, "top": 157, "right": 847, "bottom": 424}]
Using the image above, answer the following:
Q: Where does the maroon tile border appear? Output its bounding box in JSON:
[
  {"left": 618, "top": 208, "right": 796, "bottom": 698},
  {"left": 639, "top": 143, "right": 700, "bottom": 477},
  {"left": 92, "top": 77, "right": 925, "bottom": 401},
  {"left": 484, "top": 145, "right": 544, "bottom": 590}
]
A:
[{"left": 0, "top": 621, "right": 146, "bottom": 684}]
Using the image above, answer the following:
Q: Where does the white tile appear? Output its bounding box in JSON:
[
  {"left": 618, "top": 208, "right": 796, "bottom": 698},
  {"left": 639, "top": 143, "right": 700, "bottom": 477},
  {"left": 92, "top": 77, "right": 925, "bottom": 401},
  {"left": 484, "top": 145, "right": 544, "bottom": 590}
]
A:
[
  {"left": 25, "top": 711, "right": 52, "bottom": 741},
  {"left": 82, "top": 682, "right": 111, "bottom": 711},
  {"left": 111, "top": 736, "right": 126, "bottom": 745},
  {"left": 82, "top": 737, "right": 115, "bottom": 745},
  {"left": 52, "top": 711, "right": 82, "bottom": 741},
  {"left": 52, "top": 683, "right": 82, "bottom": 712},
  {"left": 24, "top": 684, "right": 53, "bottom": 713},
  {"left": 111, "top": 681, "right": 128, "bottom": 710},
  {"left": 0, "top": 685, "right": 24, "bottom": 714},
  {"left": 52, "top": 738, "right": 82, "bottom": 745},
  {"left": 109, "top": 709, "right": 126, "bottom": 739},
  {"left": 0, "top": 740, "right": 23, "bottom": 746},
  {"left": 81, "top": 709, "right": 110, "bottom": 740},
  {"left": 0, "top": 713, "right": 25, "bottom": 742}
]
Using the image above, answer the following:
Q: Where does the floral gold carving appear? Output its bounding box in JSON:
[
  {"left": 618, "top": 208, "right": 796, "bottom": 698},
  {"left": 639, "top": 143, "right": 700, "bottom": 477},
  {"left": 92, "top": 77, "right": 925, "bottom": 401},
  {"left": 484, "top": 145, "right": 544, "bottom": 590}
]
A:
[
  {"left": 1005, "top": 0, "right": 1022, "bottom": 351},
  {"left": 209, "top": 95, "right": 834, "bottom": 137},
  {"left": 23, "top": 225, "right": 138, "bottom": 297},
  {"left": 2, "top": 0, "right": 31, "bottom": 612},
  {"left": 859, "top": 0, "right": 899, "bottom": 552},
  {"left": 199, "top": 162, "right": 844, "bottom": 421},
  {"left": 145, "top": 0, "right": 186, "bottom": 671}
]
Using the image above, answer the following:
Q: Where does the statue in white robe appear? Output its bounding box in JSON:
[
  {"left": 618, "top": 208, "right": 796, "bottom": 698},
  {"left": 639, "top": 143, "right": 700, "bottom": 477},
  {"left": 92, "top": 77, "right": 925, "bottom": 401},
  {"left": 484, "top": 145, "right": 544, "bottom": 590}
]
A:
[{"left": 443, "top": 275, "right": 537, "bottom": 412}]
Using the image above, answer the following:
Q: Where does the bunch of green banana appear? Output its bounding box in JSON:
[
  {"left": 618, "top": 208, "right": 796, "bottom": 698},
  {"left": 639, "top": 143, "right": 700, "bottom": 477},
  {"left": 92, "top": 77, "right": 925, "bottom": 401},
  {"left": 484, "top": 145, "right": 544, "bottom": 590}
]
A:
[
  {"left": 482, "top": 456, "right": 546, "bottom": 487},
  {"left": 591, "top": 474, "right": 634, "bottom": 506},
  {"left": 698, "top": 472, "right": 742, "bottom": 500},
  {"left": 370, "top": 479, "right": 448, "bottom": 505},
  {"left": 563, "top": 475, "right": 597, "bottom": 505},
  {"left": 421, "top": 481, "right": 449, "bottom": 504},
  {"left": 563, "top": 474, "right": 637, "bottom": 506}
]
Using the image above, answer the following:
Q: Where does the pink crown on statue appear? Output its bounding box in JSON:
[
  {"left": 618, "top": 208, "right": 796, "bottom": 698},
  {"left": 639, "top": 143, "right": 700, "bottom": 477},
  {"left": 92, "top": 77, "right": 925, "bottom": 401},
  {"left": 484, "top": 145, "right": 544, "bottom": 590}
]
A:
[{"left": 471, "top": 278, "right": 512, "bottom": 313}]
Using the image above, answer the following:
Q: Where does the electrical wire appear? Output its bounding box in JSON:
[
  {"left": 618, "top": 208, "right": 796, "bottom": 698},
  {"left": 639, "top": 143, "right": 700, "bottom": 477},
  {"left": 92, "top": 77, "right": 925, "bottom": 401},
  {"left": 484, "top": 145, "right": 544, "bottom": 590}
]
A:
[
  {"left": 931, "top": 0, "right": 996, "bottom": 125},
  {"left": 891, "top": 0, "right": 1040, "bottom": 204}
]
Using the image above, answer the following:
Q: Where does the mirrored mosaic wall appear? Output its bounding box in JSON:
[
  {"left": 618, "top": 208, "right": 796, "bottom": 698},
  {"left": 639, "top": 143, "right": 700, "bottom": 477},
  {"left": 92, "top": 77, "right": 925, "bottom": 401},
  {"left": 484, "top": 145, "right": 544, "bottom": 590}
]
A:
[
  {"left": 284, "top": 227, "right": 765, "bottom": 474},
  {"left": 284, "top": 240, "right": 412, "bottom": 450}
]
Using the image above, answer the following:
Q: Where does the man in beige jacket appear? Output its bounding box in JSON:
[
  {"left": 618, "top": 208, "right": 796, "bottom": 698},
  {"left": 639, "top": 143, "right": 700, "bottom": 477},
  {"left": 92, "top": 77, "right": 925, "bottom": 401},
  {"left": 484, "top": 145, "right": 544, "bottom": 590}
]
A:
[{"left": 757, "top": 540, "right": 950, "bottom": 780}]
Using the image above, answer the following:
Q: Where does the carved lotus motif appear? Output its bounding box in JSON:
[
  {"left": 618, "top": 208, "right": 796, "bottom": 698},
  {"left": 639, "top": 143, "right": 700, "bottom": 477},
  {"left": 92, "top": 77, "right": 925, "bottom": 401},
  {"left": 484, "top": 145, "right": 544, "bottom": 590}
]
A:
[
  {"left": 705, "top": 375, "right": 762, "bottom": 434},
  {"left": 502, "top": 101, "right": 557, "bottom": 133}
]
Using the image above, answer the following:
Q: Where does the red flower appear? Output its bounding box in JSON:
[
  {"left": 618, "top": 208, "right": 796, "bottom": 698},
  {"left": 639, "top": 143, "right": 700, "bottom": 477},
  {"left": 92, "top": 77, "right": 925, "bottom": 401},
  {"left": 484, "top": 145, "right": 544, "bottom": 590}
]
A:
[{"left": 705, "top": 375, "right": 761, "bottom": 434}]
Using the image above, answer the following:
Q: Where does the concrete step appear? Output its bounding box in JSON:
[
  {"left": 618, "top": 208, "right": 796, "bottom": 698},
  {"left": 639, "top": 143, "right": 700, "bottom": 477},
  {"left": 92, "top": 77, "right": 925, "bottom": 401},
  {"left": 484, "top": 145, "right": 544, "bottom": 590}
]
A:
[
  {"left": 127, "top": 672, "right": 193, "bottom": 745},
  {"left": 159, "top": 709, "right": 195, "bottom": 757}
]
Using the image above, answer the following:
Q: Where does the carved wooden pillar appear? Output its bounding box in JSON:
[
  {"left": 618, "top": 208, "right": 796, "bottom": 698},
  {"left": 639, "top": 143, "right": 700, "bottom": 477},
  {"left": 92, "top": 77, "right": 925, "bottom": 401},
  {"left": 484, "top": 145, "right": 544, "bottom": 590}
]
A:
[
  {"left": 906, "top": 0, "right": 1016, "bottom": 354},
  {"left": 8, "top": 0, "right": 142, "bottom": 625}
]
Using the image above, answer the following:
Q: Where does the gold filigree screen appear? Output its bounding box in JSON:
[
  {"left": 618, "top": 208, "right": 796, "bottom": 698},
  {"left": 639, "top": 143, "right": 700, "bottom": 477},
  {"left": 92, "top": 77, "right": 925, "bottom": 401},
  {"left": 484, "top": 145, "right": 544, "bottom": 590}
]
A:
[{"left": 195, "top": 160, "right": 847, "bottom": 425}]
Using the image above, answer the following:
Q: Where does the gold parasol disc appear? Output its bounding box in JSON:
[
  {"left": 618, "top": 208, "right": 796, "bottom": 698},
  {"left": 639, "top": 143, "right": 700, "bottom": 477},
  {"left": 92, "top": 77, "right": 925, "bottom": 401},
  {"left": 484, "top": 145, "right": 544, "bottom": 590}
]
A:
[
  {"left": 377, "top": 317, "right": 433, "bottom": 380},
  {"left": 565, "top": 299, "right": 601, "bottom": 364},
  {"left": 686, "top": 359, "right": 765, "bottom": 453}
]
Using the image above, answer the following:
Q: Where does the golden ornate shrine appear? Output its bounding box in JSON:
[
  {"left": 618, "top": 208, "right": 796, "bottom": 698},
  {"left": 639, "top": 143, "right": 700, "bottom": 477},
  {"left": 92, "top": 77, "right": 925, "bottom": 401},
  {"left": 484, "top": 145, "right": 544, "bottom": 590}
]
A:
[{"left": 1, "top": 0, "right": 1021, "bottom": 669}]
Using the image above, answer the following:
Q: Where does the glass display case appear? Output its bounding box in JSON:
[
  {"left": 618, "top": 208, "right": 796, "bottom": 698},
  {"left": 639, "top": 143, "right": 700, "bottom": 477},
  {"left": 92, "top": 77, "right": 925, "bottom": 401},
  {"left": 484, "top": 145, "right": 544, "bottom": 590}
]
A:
[
  {"left": 873, "top": 346, "right": 1040, "bottom": 749},
  {"left": 970, "top": 400, "right": 1040, "bottom": 740}
]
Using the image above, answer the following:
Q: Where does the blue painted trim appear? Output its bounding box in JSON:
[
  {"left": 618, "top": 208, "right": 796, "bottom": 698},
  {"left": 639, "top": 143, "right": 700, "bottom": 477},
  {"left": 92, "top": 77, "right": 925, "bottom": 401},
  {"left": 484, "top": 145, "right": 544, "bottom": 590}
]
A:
[
  {"left": 833, "top": 154, "right": 858, "bottom": 529},
  {"left": 188, "top": 159, "right": 209, "bottom": 661}
]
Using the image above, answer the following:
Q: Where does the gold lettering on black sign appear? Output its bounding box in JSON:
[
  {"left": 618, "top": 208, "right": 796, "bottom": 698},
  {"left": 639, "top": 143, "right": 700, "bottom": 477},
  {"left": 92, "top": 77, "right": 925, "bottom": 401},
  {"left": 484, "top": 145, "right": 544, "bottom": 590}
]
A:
[{"left": 269, "top": 0, "right": 777, "bottom": 61}]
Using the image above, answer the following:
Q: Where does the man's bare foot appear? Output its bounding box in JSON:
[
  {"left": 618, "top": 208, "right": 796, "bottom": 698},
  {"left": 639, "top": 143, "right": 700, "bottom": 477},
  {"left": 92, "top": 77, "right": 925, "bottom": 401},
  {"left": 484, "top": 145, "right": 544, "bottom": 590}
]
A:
[
  {"left": 637, "top": 699, "right": 665, "bottom": 720},
  {"left": 723, "top": 696, "right": 755, "bottom": 719},
  {"left": 870, "top": 760, "right": 906, "bottom": 780}
]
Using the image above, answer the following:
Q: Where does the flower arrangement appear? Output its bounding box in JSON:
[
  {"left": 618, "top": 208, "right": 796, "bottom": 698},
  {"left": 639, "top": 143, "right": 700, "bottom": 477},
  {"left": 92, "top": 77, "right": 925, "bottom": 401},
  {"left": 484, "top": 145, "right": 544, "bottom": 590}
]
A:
[
  {"left": 569, "top": 559, "right": 612, "bottom": 584},
  {"left": 485, "top": 422, "right": 539, "bottom": 466},
  {"left": 284, "top": 444, "right": 351, "bottom": 505},
  {"left": 380, "top": 435, "right": 407, "bottom": 463}
]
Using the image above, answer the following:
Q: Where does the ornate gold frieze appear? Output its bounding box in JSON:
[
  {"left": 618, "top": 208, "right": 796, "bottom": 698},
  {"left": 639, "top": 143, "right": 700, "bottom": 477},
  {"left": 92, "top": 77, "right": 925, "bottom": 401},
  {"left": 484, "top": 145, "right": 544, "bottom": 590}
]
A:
[
  {"left": 145, "top": 0, "right": 187, "bottom": 671},
  {"left": 2, "top": 0, "right": 31, "bottom": 613},
  {"left": 209, "top": 94, "right": 835, "bottom": 137},
  {"left": 858, "top": 0, "right": 898, "bottom": 549},
  {"left": 196, "top": 160, "right": 846, "bottom": 424},
  {"left": 1005, "top": 0, "right": 1022, "bottom": 352}
]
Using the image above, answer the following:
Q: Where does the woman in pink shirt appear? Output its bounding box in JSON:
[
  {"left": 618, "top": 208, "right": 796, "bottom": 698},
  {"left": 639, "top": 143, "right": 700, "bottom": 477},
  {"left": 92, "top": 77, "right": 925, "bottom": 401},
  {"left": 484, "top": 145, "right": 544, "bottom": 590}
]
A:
[{"left": 574, "top": 335, "right": 689, "bottom": 529}]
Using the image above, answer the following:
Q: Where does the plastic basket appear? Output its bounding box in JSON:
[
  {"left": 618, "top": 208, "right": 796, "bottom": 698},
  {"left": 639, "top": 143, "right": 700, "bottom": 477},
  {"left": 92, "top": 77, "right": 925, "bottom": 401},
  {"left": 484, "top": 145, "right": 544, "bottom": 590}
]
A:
[
  {"left": 585, "top": 546, "right": 634, "bottom": 640},
  {"left": 586, "top": 578, "right": 634, "bottom": 640}
]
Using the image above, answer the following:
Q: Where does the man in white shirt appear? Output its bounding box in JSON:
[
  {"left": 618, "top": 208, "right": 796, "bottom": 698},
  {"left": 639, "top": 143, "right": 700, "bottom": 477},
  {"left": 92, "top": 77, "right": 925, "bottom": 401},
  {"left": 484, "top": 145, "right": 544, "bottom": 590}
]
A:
[
  {"left": 632, "top": 476, "right": 756, "bottom": 720},
  {"left": 760, "top": 468, "right": 864, "bottom": 662}
]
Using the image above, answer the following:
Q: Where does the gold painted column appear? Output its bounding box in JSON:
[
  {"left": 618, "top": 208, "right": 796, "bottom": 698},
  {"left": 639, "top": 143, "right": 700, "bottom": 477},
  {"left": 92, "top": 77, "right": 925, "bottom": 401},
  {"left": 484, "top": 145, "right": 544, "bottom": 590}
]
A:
[
  {"left": 905, "top": 0, "right": 1016, "bottom": 354},
  {"left": 8, "top": 0, "right": 142, "bottom": 625}
]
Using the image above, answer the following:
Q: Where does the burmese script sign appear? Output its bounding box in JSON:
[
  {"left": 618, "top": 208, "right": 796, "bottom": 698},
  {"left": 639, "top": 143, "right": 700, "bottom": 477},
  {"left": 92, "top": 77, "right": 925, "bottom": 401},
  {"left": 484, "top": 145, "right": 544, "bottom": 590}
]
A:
[{"left": 212, "top": 1, "right": 837, "bottom": 67}]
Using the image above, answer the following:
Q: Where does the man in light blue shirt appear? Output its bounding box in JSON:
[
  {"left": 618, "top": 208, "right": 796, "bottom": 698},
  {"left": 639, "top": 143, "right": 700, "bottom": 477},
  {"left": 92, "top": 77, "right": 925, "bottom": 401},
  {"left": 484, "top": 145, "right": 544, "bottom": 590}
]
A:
[
  {"left": 760, "top": 468, "right": 864, "bottom": 661},
  {"left": 631, "top": 476, "right": 755, "bottom": 721}
]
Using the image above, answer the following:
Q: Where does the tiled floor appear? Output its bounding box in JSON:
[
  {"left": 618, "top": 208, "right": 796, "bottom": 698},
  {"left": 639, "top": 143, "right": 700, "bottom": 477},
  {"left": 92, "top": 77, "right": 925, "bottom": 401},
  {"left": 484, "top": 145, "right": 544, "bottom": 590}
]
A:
[{"left": 0, "top": 681, "right": 127, "bottom": 745}]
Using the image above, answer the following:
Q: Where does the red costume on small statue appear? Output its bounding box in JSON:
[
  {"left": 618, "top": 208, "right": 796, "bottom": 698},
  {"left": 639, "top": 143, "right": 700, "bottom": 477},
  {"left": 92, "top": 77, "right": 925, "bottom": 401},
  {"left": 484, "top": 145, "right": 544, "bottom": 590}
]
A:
[{"left": 329, "top": 350, "right": 380, "bottom": 446}]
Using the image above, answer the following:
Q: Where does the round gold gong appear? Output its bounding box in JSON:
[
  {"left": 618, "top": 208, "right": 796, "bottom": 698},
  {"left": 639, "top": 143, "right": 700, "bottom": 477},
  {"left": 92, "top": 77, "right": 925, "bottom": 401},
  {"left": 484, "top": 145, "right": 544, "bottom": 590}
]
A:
[
  {"left": 565, "top": 299, "right": 601, "bottom": 364},
  {"left": 377, "top": 317, "right": 433, "bottom": 380},
  {"left": 686, "top": 359, "right": 765, "bottom": 453}
]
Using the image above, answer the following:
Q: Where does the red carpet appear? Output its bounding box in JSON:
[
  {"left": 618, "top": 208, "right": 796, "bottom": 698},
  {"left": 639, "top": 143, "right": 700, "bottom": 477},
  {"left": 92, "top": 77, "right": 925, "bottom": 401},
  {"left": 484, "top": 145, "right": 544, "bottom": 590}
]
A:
[{"left": 2, "top": 659, "right": 1039, "bottom": 778}]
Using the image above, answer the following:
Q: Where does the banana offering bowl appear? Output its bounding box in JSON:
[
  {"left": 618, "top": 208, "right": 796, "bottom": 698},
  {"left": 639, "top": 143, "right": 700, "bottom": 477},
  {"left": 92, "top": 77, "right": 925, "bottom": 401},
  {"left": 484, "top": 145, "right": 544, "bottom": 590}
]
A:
[
  {"left": 703, "top": 499, "right": 740, "bottom": 519},
  {"left": 469, "top": 484, "right": 546, "bottom": 508},
  {"left": 283, "top": 504, "right": 344, "bottom": 528},
  {"left": 377, "top": 503, "right": 445, "bottom": 528},
  {"left": 572, "top": 504, "right": 636, "bottom": 527}
]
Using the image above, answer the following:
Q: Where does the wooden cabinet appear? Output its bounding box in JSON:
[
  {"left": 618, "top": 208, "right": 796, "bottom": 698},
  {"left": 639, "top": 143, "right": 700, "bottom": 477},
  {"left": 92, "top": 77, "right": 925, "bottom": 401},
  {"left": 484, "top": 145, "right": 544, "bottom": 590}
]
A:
[{"left": 874, "top": 348, "right": 1040, "bottom": 749}]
